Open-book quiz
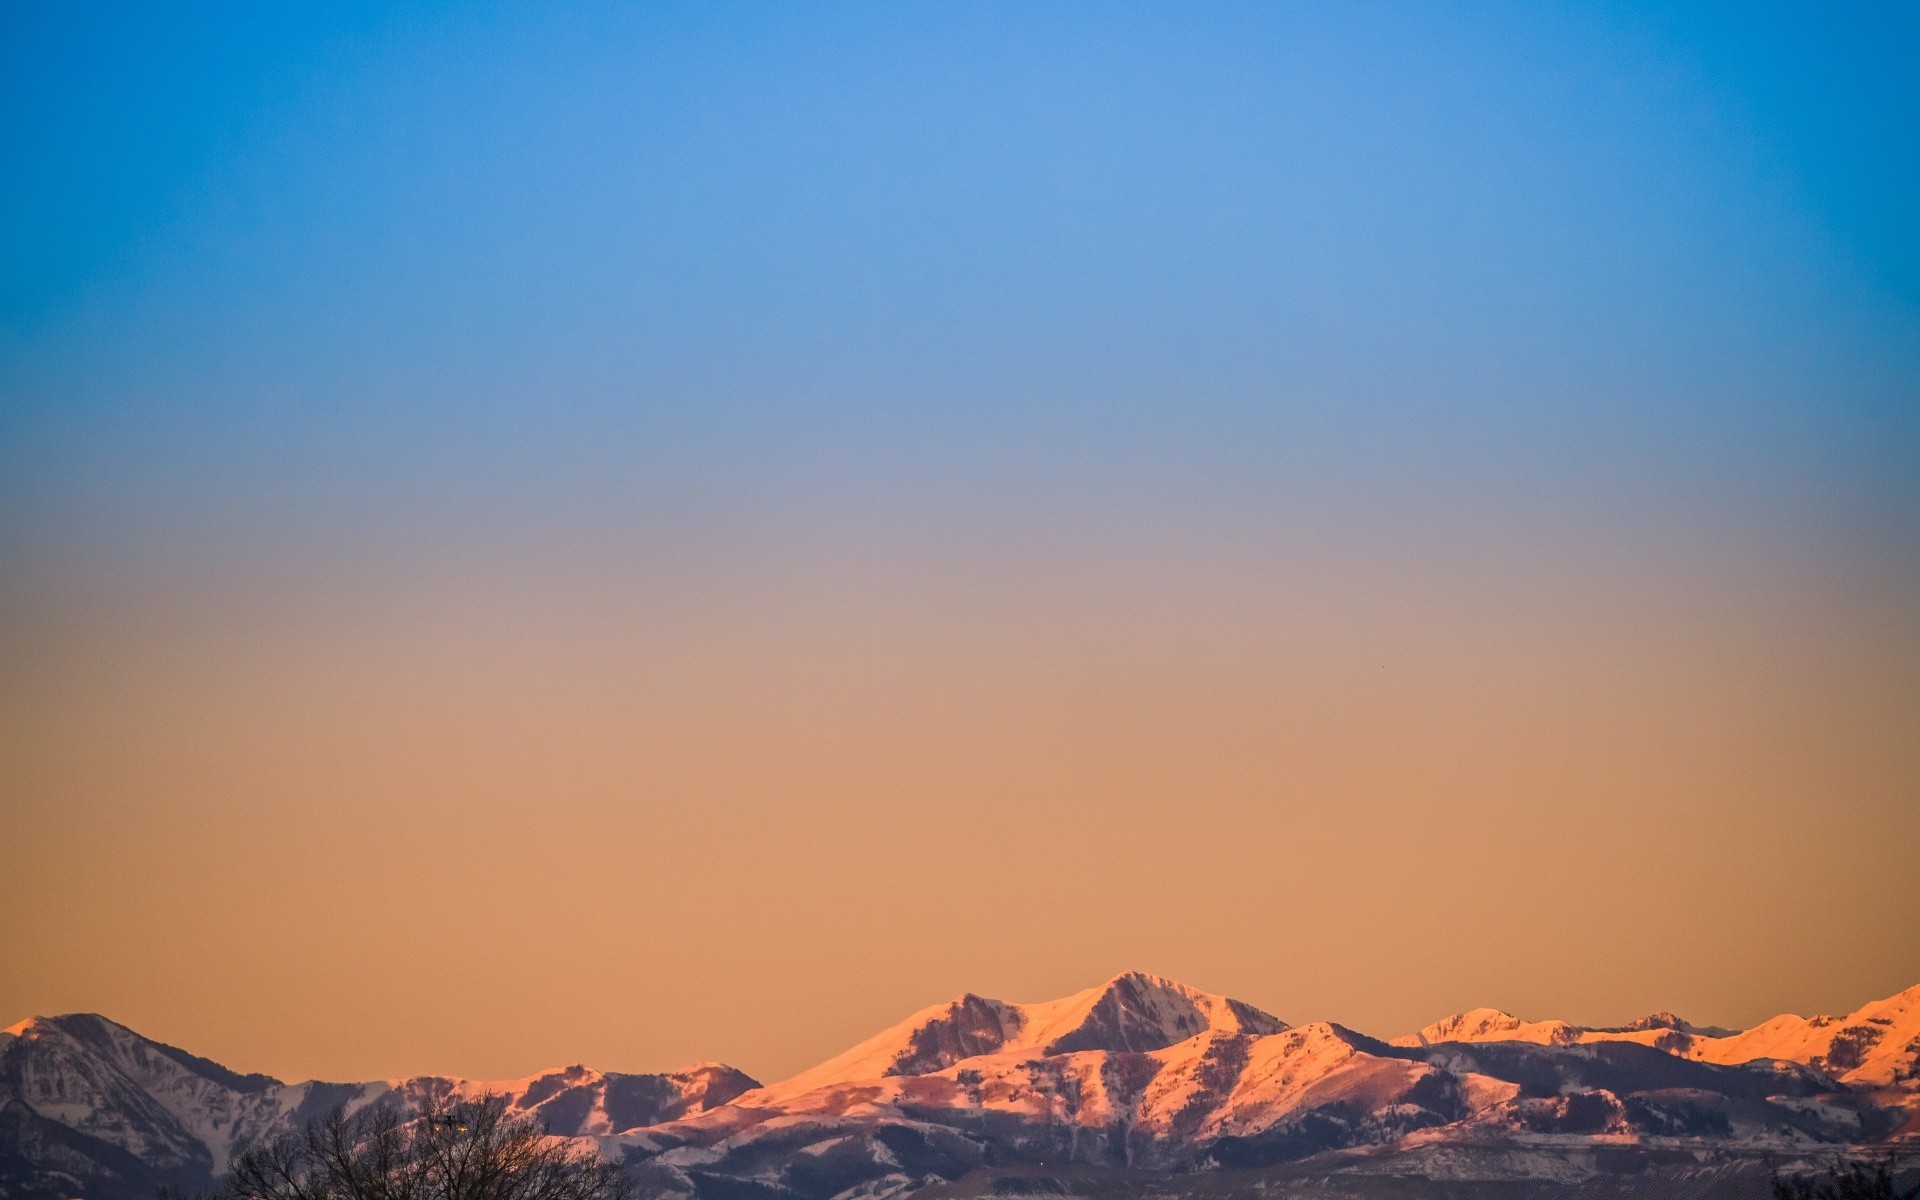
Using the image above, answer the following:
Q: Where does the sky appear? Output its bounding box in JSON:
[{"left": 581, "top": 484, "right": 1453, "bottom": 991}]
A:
[{"left": 2, "top": 1, "right": 1917, "bottom": 1086}]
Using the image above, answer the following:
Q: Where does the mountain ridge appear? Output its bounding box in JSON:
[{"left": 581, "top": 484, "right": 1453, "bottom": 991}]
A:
[
  {"left": 746, "top": 971, "right": 1287, "bottom": 1105},
  {"left": 1387, "top": 982, "right": 1920, "bottom": 1088},
  {"left": 5, "top": 976, "right": 1917, "bottom": 1200}
]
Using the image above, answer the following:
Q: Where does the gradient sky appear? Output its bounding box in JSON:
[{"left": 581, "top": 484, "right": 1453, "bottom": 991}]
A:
[{"left": 3, "top": 1, "right": 1917, "bottom": 1086}]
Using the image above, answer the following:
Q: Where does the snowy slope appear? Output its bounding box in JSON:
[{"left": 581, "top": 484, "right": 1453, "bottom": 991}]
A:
[
  {"left": 1393, "top": 984, "right": 1920, "bottom": 1088},
  {"left": 609, "top": 983, "right": 1912, "bottom": 1200},
  {"left": 1681, "top": 983, "right": 1920, "bottom": 1087},
  {"left": 7, "top": 976, "right": 1918, "bottom": 1200},
  {"left": 748, "top": 972, "right": 1284, "bottom": 1104},
  {"left": 0, "top": 1015, "right": 755, "bottom": 1200},
  {"left": 0, "top": 1014, "right": 375, "bottom": 1179},
  {"left": 1392, "top": 1008, "right": 1587, "bottom": 1048}
]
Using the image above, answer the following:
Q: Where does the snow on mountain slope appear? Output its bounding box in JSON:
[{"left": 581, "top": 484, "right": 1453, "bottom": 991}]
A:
[
  {"left": 9, "top": 977, "right": 1920, "bottom": 1200},
  {"left": 387, "top": 1060, "right": 760, "bottom": 1137},
  {"left": 0, "top": 1014, "right": 372, "bottom": 1174},
  {"left": 1011, "top": 972, "right": 1285, "bottom": 1055},
  {"left": 1144, "top": 1022, "right": 1455, "bottom": 1144},
  {"left": 613, "top": 996, "right": 1907, "bottom": 1200},
  {"left": 621, "top": 1011, "right": 1422, "bottom": 1158},
  {"left": 1390, "top": 1008, "right": 1739, "bottom": 1050},
  {"left": 1681, "top": 983, "right": 1920, "bottom": 1087},
  {"left": 614, "top": 1018, "right": 1468, "bottom": 1184},
  {"left": 749, "top": 972, "right": 1285, "bottom": 1104},
  {"left": 0, "top": 1014, "right": 757, "bottom": 1200},
  {"left": 746, "top": 994, "right": 1027, "bottom": 1103},
  {"left": 632, "top": 980, "right": 1920, "bottom": 1198},
  {"left": 1391, "top": 1008, "right": 1587, "bottom": 1048},
  {"left": 1395, "top": 985, "right": 1920, "bottom": 1088}
]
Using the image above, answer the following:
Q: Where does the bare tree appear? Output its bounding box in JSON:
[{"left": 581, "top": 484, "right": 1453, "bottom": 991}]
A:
[
  {"left": 218, "top": 1093, "right": 632, "bottom": 1200},
  {"left": 1772, "top": 1156, "right": 1918, "bottom": 1200}
]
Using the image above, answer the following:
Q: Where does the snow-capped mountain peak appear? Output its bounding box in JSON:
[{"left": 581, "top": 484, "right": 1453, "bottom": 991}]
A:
[
  {"left": 1389, "top": 984, "right": 1920, "bottom": 1089},
  {"left": 0, "top": 1013, "right": 758, "bottom": 1200},
  {"left": 748, "top": 972, "right": 1285, "bottom": 1104},
  {"left": 744, "top": 992, "right": 1025, "bottom": 1102},
  {"left": 1019, "top": 970, "right": 1286, "bottom": 1055},
  {"left": 1390, "top": 1007, "right": 1583, "bottom": 1047},
  {"left": 1679, "top": 980, "right": 1920, "bottom": 1087},
  {"left": 9, "top": 977, "right": 1920, "bottom": 1200}
]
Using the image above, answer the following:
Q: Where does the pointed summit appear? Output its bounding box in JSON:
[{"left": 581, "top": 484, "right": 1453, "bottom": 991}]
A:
[
  {"left": 750, "top": 973, "right": 1286, "bottom": 1102},
  {"left": 5, "top": 1012, "right": 282, "bottom": 1093},
  {"left": 1619, "top": 1011, "right": 1736, "bottom": 1037},
  {"left": 1021, "top": 971, "right": 1286, "bottom": 1055}
]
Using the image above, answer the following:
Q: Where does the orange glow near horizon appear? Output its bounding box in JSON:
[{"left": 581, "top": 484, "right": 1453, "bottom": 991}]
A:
[{"left": 4, "top": 519, "right": 1916, "bottom": 1086}]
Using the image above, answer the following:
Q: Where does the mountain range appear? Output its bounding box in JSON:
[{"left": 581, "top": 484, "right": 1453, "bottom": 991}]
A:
[{"left": 5, "top": 972, "right": 1917, "bottom": 1200}]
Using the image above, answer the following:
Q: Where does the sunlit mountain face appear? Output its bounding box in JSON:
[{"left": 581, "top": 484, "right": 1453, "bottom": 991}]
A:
[{"left": 6, "top": 973, "right": 1918, "bottom": 1200}]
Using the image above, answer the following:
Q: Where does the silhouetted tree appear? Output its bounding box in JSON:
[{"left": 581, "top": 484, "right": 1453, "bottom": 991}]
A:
[
  {"left": 1772, "top": 1156, "right": 1918, "bottom": 1200},
  {"left": 217, "top": 1093, "right": 631, "bottom": 1200}
]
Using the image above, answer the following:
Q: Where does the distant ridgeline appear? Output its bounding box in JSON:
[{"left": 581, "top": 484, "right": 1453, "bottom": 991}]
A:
[{"left": 5, "top": 973, "right": 1918, "bottom": 1200}]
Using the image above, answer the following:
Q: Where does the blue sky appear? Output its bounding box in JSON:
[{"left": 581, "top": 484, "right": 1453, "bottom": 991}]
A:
[{"left": 3, "top": 1, "right": 1915, "bottom": 569}]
